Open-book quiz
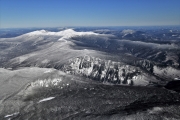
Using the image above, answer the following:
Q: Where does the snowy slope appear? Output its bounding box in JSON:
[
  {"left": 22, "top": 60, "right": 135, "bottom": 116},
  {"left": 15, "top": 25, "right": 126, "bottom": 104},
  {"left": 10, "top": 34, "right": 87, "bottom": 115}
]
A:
[
  {"left": 0, "top": 29, "right": 108, "bottom": 69},
  {"left": 0, "top": 67, "right": 57, "bottom": 100}
]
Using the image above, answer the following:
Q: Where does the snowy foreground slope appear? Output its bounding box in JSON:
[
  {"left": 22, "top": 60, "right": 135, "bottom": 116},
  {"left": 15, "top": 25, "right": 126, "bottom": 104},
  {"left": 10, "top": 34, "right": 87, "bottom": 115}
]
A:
[
  {"left": 1, "top": 67, "right": 180, "bottom": 120},
  {"left": 0, "top": 28, "right": 180, "bottom": 119}
]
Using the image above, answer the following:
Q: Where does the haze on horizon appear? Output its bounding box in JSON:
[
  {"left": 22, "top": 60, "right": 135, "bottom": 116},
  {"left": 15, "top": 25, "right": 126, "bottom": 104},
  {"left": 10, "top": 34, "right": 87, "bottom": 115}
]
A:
[{"left": 0, "top": 0, "right": 180, "bottom": 28}]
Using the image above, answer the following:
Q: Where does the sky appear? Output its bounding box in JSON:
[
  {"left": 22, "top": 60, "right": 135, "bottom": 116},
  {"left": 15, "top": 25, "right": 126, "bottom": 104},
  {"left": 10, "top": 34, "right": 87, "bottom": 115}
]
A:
[{"left": 0, "top": 0, "right": 180, "bottom": 28}]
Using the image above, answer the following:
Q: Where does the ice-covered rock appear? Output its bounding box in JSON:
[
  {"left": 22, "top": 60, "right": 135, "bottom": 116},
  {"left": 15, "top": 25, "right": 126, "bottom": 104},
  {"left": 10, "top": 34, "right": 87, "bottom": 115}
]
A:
[{"left": 62, "top": 55, "right": 153, "bottom": 86}]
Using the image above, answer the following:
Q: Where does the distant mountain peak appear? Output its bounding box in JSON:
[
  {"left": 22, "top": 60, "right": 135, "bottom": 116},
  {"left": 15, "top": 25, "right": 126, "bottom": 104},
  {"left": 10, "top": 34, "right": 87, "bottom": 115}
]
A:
[
  {"left": 25, "top": 29, "right": 98, "bottom": 38},
  {"left": 121, "top": 29, "right": 135, "bottom": 34}
]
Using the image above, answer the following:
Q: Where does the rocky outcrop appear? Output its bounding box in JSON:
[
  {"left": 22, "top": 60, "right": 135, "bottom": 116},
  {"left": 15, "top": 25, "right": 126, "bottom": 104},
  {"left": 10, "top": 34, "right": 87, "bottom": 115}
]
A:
[
  {"left": 134, "top": 59, "right": 154, "bottom": 73},
  {"left": 62, "top": 55, "right": 151, "bottom": 86}
]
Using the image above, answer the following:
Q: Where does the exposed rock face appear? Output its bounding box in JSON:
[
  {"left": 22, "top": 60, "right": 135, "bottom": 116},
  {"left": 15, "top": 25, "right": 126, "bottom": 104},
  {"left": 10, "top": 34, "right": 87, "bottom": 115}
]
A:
[
  {"left": 134, "top": 59, "right": 154, "bottom": 73},
  {"left": 62, "top": 55, "right": 153, "bottom": 86}
]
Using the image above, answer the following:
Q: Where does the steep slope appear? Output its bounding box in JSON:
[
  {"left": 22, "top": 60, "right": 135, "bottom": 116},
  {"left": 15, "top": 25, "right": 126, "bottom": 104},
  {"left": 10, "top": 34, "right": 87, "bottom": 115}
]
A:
[{"left": 62, "top": 55, "right": 156, "bottom": 86}]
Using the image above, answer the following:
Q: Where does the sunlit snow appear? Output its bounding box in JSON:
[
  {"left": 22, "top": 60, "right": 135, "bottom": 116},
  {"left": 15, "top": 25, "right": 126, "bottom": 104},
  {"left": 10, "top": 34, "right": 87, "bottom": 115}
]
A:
[
  {"left": 4, "top": 112, "right": 19, "bottom": 118},
  {"left": 38, "top": 97, "right": 55, "bottom": 103},
  {"left": 26, "top": 29, "right": 99, "bottom": 40}
]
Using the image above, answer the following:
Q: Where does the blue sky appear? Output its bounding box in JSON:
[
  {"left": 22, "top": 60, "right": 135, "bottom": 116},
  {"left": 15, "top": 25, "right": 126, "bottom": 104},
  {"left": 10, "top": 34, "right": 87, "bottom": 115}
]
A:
[{"left": 0, "top": 0, "right": 180, "bottom": 28}]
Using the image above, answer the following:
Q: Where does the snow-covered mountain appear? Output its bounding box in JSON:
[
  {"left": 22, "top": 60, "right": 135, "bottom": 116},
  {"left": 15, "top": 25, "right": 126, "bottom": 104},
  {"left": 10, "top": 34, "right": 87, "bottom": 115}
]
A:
[
  {"left": 0, "top": 28, "right": 180, "bottom": 85},
  {"left": 1, "top": 27, "right": 180, "bottom": 120},
  {"left": 0, "top": 29, "right": 107, "bottom": 68}
]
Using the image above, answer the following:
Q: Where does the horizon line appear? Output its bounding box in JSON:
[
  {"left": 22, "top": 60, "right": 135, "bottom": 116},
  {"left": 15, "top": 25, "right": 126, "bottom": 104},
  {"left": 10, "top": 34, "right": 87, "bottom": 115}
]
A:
[{"left": 1, "top": 25, "right": 180, "bottom": 29}]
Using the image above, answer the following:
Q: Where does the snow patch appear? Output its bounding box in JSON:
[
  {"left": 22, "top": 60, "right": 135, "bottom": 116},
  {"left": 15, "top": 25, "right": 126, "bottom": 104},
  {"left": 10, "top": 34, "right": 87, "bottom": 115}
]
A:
[
  {"left": 121, "top": 29, "right": 135, "bottom": 34},
  {"left": 18, "top": 56, "right": 28, "bottom": 63},
  {"left": 11, "top": 53, "right": 37, "bottom": 63},
  {"left": 121, "top": 29, "right": 135, "bottom": 37},
  {"left": 42, "top": 59, "right": 50, "bottom": 64},
  {"left": 4, "top": 112, "right": 19, "bottom": 118},
  {"left": 148, "top": 107, "right": 163, "bottom": 114},
  {"left": 38, "top": 97, "right": 55, "bottom": 103},
  {"left": 57, "top": 29, "right": 99, "bottom": 41},
  {"left": 44, "top": 69, "right": 53, "bottom": 73},
  {"left": 153, "top": 66, "right": 180, "bottom": 79},
  {"left": 31, "top": 78, "right": 62, "bottom": 87},
  {"left": 120, "top": 39, "right": 179, "bottom": 49}
]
